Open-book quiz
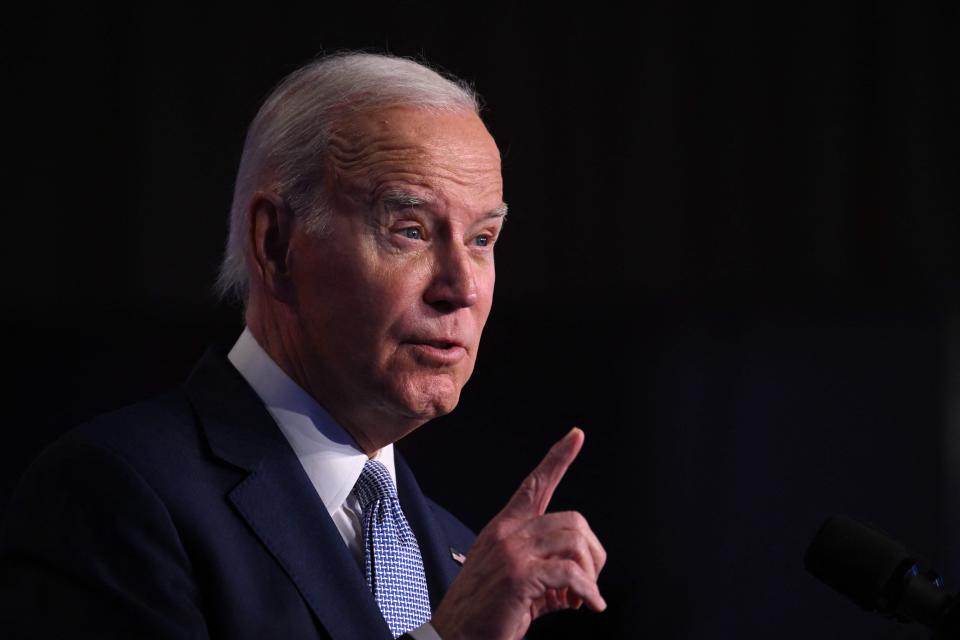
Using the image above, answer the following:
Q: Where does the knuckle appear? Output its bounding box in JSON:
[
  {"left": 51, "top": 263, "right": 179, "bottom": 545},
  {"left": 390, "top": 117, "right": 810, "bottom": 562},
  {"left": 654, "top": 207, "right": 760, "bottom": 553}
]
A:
[
  {"left": 561, "top": 530, "right": 584, "bottom": 556},
  {"left": 480, "top": 517, "right": 505, "bottom": 543},
  {"left": 559, "top": 558, "right": 581, "bottom": 580},
  {"left": 568, "top": 510, "right": 588, "bottom": 529},
  {"left": 488, "top": 519, "right": 512, "bottom": 542},
  {"left": 553, "top": 510, "right": 587, "bottom": 529},
  {"left": 571, "top": 540, "right": 594, "bottom": 572},
  {"left": 496, "top": 531, "right": 529, "bottom": 566},
  {"left": 572, "top": 533, "right": 590, "bottom": 557}
]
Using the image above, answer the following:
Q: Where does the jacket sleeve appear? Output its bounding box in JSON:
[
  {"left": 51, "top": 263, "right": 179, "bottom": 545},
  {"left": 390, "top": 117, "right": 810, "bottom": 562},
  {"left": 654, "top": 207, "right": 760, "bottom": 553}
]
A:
[{"left": 0, "top": 439, "right": 209, "bottom": 639}]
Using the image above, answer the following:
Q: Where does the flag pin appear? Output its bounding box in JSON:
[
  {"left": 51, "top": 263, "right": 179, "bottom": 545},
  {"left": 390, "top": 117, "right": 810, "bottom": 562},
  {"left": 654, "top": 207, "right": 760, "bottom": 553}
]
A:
[{"left": 449, "top": 547, "right": 466, "bottom": 565}]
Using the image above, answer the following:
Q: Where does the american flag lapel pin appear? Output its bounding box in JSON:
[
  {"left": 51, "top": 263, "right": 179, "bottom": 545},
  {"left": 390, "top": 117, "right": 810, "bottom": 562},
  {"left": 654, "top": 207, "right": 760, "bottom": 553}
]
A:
[{"left": 449, "top": 547, "right": 466, "bottom": 565}]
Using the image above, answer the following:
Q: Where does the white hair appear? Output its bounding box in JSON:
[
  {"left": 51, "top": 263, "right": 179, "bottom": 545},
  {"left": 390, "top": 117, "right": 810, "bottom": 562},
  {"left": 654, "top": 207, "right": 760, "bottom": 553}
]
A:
[{"left": 216, "top": 52, "right": 481, "bottom": 304}]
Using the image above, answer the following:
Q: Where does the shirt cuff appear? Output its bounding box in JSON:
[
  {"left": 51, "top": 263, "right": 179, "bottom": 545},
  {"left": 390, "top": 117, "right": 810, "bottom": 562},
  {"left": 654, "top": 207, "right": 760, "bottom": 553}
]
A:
[{"left": 407, "top": 621, "right": 443, "bottom": 640}]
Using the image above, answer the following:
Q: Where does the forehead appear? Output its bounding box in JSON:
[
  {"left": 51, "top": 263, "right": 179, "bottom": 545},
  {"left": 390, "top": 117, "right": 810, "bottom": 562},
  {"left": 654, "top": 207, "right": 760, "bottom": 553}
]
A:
[{"left": 326, "top": 106, "right": 503, "bottom": 207}]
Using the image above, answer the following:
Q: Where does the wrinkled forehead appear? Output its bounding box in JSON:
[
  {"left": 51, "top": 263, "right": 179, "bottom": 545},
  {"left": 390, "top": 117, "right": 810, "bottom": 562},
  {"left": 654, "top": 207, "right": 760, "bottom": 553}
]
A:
[{"left": 325, "top": 106, "right": 503, "bottom": 205}]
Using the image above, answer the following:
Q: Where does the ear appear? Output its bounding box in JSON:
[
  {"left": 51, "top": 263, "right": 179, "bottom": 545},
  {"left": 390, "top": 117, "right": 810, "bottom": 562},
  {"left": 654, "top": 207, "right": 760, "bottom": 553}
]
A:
[{"left": 248, "top": 191, "right": 296, "bottom": 304}]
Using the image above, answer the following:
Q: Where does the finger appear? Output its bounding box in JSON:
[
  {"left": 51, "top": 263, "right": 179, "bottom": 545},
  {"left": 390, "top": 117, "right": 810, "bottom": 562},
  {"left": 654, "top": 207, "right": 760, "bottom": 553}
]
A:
[
  {"left": 557, "top": 587, "right": 584, "bottom": 610},
  {"left": 530, "top": 511, "right": 607, "bottom": 577},
  {"left": 557, "top": 587, "right": 583, "bottom": 609},
  {"left": 500, "top": 427, "right": 585, "bottom": 519},
  {"left": 543, "top": 588, "right": 566, "bottom": 613},
  {"left": 536, "top": 558, "right": 606, "bottom": 613},
  {"left": 541, "top": 587, "right": 583, "bottom": 613},
  {"left": 530, "top": 528, "right": 598, "bottom": 580}
]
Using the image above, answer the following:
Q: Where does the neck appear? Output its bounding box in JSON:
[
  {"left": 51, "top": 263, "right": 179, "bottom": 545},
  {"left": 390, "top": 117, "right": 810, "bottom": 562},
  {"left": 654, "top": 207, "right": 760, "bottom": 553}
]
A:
[{"left": 244, "top": 303, "right": 416, "bottom": 456}]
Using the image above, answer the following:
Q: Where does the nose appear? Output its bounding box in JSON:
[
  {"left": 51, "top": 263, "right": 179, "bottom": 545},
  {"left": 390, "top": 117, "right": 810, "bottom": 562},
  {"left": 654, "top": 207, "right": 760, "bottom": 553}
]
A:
[{"left": 423, "top": 243, "right": 479, "bottom": 312}]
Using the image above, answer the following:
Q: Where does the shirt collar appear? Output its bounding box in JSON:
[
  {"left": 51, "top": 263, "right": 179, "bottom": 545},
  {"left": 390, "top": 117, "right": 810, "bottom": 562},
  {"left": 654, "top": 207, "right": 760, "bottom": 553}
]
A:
[{"left": 226, "top": 327, "right": 396, "bottom": 514}]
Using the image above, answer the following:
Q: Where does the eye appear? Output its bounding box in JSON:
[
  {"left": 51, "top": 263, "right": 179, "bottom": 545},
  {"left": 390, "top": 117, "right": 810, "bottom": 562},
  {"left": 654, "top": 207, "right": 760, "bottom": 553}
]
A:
[
  {"left": 473, "top": 234, "right": 492, "bottom": 247},
  {"left": 398, "top": 227, "right": 423, "bottom": 240}
]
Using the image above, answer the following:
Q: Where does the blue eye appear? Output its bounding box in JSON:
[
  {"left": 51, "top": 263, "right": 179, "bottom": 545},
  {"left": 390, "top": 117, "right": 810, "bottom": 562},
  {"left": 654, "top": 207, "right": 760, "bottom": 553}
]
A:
[
  {"left": 474, "top": 235, "right": 491, "bottom": 247},
  {"left": 400, "top": 227, "right": 422, "bottom": 240}
]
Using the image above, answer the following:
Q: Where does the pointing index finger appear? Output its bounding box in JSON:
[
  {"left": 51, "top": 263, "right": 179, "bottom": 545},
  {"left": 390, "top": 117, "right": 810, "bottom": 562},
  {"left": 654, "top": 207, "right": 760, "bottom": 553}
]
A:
[{"left": 501, "top": 427, "right": 585, "bottom": 519}]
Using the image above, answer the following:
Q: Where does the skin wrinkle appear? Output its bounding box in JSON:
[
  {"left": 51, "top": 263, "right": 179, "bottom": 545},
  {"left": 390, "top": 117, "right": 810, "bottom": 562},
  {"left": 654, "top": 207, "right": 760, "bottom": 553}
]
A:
[
  {"left": 329, "top": 145, "right": 503, "bottom": 244},
  {"left": 328, "top": 119, "right": 499, "bottom": 192},
  {"left": 246, "top": 93, "right": 604, "bottom": 634},
  {"left": 247, "top": 106, "right": 505, "bottom": 455},
  {"left": 379, "top": 190, "right": 508, "bottom": 228}
]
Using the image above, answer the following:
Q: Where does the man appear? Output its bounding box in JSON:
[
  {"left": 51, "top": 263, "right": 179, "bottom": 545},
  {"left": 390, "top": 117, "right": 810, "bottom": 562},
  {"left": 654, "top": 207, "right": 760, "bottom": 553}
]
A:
[{"left": 0, "top": 53, "right": 605, "bottom": 639}]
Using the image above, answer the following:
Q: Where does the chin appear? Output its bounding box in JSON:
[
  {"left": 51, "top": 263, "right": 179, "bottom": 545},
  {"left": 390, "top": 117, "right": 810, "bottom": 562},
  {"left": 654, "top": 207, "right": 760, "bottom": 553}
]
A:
[{"left": 395, "top": 375, "right": 463, "bottom": 421}]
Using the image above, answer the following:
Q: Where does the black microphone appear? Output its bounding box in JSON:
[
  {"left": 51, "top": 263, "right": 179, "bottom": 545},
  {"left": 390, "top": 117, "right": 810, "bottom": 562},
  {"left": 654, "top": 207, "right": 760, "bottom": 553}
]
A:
[{"left": 804, "top": 515, "right": 960, "bottom": 638}]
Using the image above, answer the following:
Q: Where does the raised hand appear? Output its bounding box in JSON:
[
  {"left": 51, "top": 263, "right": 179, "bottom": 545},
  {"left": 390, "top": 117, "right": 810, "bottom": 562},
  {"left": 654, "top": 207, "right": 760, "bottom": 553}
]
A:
[{"left": 431, "top": 428, "right": 607, "bottom": 640}]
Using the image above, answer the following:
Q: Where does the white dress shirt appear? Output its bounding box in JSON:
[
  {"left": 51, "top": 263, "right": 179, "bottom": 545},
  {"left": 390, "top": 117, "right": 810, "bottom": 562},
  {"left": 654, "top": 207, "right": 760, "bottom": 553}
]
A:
[{"left": 228, "top": 328, "right": 442, "bottom": 640}]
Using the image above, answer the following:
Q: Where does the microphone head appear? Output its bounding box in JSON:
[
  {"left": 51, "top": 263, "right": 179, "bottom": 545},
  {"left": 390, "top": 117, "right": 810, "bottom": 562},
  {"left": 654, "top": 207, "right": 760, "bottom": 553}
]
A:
[{"left": 804, "top": 515, "right": 915, "bottom": 614}]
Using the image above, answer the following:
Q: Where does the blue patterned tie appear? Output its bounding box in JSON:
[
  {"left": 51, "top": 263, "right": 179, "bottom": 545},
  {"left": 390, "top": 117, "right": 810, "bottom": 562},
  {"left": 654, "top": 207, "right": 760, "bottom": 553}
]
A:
[{"left": 353, "top": 459, "right": 432, "bottom": 638}]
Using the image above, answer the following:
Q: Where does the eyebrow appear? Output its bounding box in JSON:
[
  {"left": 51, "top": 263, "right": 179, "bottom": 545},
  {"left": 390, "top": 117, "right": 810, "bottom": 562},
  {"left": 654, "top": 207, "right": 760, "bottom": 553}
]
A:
[
  {"left": 380, "top": 188, "right": 508, "bottom": 220},
  {"left": 487, "top": 203, "right": 509, "bottom": 219},
  {"left": 381, "top": 189, "right": 429, "bottom": 209}
]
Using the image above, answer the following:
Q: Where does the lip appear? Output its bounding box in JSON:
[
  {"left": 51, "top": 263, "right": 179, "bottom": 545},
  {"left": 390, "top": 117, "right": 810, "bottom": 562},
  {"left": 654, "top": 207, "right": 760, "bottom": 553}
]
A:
[{"left": 403, "top": 339, "right": 468, "bottom": 366}]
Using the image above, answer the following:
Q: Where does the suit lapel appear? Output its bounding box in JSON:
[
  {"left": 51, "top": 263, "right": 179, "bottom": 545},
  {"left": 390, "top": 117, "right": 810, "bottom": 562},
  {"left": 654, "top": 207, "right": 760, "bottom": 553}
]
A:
[
  {"left": 395, "top": 454, "right": 463, "bottom": 608},
  {"left": 184, "top": 348, "right": 392, "bottom": 640}
]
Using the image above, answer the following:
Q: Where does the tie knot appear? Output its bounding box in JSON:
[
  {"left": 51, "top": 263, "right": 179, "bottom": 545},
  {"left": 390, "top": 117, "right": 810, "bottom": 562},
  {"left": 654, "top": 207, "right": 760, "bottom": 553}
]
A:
[{"left": 353, "top": 459, "right": 397, "bottom": 507}]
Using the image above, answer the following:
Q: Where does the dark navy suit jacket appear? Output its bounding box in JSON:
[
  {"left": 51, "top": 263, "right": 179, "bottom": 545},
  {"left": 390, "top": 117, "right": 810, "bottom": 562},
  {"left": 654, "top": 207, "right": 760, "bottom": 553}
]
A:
[{"left": 0, "top": 347, "right": 475, "bottom": 639}]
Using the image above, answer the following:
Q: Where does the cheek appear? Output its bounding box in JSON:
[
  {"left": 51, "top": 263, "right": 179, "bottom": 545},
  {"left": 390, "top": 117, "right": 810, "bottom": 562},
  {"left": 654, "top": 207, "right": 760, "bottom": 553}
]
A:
[
  {"left": 350, "top": 265, "right": 432, "bottom": 357},
  {"left": 297, "top": 275, "right": 395, "bottom": 364},
  {"left": 473, "top": 269, "right": 496, "bottom": 325}
]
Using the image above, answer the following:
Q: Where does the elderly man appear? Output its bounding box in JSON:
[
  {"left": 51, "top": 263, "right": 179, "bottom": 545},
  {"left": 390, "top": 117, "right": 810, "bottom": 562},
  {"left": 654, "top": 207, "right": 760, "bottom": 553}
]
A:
[{"left": 0, "top": 53, "right": 605, "bottom": 639}]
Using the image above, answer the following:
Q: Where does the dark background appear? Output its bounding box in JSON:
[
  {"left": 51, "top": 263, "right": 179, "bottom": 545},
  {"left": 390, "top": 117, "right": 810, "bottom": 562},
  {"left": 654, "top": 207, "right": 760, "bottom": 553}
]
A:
[{"left": 3, "top": 3, "right": 959, "bottom": 638}]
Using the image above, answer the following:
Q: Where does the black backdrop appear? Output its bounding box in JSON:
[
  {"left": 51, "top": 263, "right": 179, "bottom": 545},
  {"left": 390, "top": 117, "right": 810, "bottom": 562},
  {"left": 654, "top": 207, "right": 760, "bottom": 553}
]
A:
[{"left": 3, "top": 3, "right": 959, "bottom": 638}]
